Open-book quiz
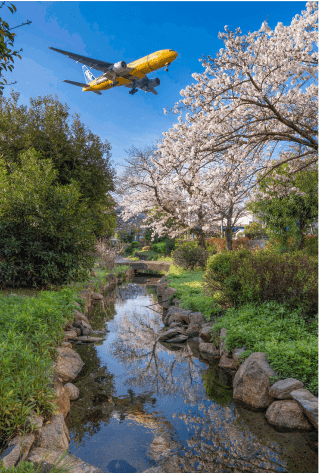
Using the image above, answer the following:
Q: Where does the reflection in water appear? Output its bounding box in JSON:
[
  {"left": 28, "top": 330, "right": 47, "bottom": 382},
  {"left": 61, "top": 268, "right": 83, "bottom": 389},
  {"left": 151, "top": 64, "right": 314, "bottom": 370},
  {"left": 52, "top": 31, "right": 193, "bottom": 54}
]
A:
[{"left": 67, "top": 281, "right": 317, "bottom": 473}]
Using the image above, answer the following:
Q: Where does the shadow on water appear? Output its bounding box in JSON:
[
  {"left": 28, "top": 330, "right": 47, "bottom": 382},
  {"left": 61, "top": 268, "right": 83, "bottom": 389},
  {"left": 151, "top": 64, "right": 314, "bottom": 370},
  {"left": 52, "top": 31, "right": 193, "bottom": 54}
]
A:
[{"left": 66, "top": 279, "right": 318, "bottom": 473}]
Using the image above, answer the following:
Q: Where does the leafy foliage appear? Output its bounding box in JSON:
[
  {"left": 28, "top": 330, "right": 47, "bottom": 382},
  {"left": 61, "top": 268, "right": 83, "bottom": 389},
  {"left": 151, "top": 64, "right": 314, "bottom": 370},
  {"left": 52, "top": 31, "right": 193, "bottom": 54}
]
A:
[
  {"left": 0, "top": 93, "right": 116, "bottom": 237},
  {"left": 0, "top": 149, "right": 96, "bottom": 287},
  {"left": 0, "top": 288, "right": 79, "bottom": 442},
  {"left": 244, "top": 221, "right": 265, "bottom": 240},
  {"left": 204, "top": 249, "right": 318, "bottom": 314},
  {"left": 210, "top": 302, "right": 318, "bottom": 394},
  {"left": 173, "top": 241, "right": 208, "bottom": 271},
  {"left": 248, "top": 166, "right": 318, "bottom": 252}
]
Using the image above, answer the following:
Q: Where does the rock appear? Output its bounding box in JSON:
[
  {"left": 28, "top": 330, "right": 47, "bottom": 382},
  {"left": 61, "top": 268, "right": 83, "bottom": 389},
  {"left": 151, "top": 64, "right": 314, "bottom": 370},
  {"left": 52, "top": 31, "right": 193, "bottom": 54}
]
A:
[
  {"left": 25, "top": 413, "right": 44, "bottom": 430},
  {"left": 56, "top": 391, "right": 71, "bottom": 418},
  {"left": 27, "top": 448, "right": 104, "bottom": 473},
  {"left": 265, "top": 400, "right": 312, "bottom": 432},
  {"left": 166, "top": 309, "right": 191, "bottom": 327},
  {"left": 157, "top": 283, "right": 167, "bottom": 299},
  {"left": 64, "top": 329, "right": 78, "bottom": 340},
  {"left": 74, "top": 301, "right": 81, "bottom": 308},
  {"left": 73, "top": 309, "right": 90, "bottom": 325},
  {"left": 107, "top": 274, "right": 117, "bottom": 284},
  {"left": 78, "top": 290, "right": 90, "bottom": 301},
  {"left": 232, "top": 348, "right": 246, "bottom": 364},
  {"left": 199, "top": 341, "right": 220, "bottom": 361},
  {"left": 157, "top": 327, "right": 186, "bottom": 342},
  {"left": 199, "top": 323, "right": 214, "bottom": 343},
  {"left": 165, "top": 334, "right": 188, "bottom": 343},
  {"left": 92, "top": 292, "right": 103, "bottom": 300},
  {"left": 218, "top": 354, "right": 238, "bottom": 370},
  {"left": 54, "top": 347, "right": 84, "bottom": 383},
  {"left": 233, "top": 352, "right": 276, "bottom": 410},
  {"left": 75, "top": 336, "right": 105, "bottom": 343},
  {"left": 91, "top": 270, "right": 97, "bottom": 277},
  {"left": 61, "top": 341, "right": 72, "bottom": 348},
  {"left": 169, "top": 322, "right": 184, "bottom": 328},
  {"left": 219, "top": 328, "right": 229, "bottom": 357},
  {"left": 185, "top": 312, "right": 206, "bottom": 337},
  {"left": 269, "top": 378, "right": 304, "bottom": 400},
  {"left": 289, "top": 389, "right": 318, "bottom": 429},
  {"left": 163, "top": 307, "right": 187, "bottom": 326},
  {"left": 162, "top": 287, "right": 178, "bottom": 308},
  {"left": 34, "top": 413, "right": 70, "bottom": 451},
  {"left": 1, "top": 433, "right": 35, "bottom": 468},
  {"left": 63, "top": 383, "right": 80, "bottom": 401}
]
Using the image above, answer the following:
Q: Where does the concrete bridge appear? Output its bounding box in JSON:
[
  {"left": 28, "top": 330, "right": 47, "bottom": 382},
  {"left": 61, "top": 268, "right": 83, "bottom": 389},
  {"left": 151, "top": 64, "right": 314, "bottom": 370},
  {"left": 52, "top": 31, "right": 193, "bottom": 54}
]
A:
[{"left": 115, "top": 256, "right": 171, "bottom": 274}]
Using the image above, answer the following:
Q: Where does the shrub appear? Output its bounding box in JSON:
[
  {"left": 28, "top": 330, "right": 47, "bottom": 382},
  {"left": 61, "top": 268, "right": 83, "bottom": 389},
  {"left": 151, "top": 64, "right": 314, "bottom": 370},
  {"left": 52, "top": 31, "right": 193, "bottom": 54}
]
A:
[
  {"left": 210, "top": 302, "right": 318, "bottom": 394},
  {"left": 206, "top": 237, "right": 252, "bottom": 253},
  {"left": 205, "top": 249, "right": 318, "bottom": 314},
  {"left": 244, "top": 221, "right": 265, "bottom": 239},
  {"left": 0, "top": 150, "right": 96, "bottom": 287},
  {"left": 131, "top": 241, "right": 140, "bottom": 248},
  {"left": 152, "top": 242, "right": 166, "bottom": 253},
  {"left": 173, "top": 242, "right": 208, "bottom": 270}
]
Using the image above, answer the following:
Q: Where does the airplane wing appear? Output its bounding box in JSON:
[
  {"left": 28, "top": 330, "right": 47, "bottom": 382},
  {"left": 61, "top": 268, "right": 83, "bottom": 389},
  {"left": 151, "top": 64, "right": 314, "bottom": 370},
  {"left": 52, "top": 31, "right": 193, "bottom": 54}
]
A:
[{"left": 49, "top": 47, "right": 113, "bottom": 73}]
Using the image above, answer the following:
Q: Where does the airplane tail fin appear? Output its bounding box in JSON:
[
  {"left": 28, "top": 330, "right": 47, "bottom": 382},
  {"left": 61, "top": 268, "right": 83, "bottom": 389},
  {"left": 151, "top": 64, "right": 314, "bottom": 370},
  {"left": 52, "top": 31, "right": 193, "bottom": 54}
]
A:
[
  {"left": 82, "top": 65, "right": 96, "bottom": 84},
  {"left": 63, "top": 80, "right": 102, "bottom": 95}
]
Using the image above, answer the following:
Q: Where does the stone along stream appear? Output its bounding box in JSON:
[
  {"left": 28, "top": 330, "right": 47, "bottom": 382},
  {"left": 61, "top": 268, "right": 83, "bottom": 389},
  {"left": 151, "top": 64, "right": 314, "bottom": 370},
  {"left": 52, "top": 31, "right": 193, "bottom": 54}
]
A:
[{"left": 66, "top": 277, "right": 317, "bottom": 473}]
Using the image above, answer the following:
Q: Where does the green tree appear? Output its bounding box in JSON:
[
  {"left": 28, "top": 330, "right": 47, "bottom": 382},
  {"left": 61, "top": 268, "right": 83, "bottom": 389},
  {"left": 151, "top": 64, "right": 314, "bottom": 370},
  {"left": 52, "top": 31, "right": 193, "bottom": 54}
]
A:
[
  {"left": 248, "top": 165, "right": 318, "bottom": 252},
  {"left": 0, "top": 92, "right": 116, "bottom": 237},
  {"left": 0, "top": 2, "right": 31, "bottom": 94},
  {"left": 244, "top": 221, "right": 265, "bottom": 240},
  {"left": 0, "top": 149, "right": 96, "bottom": 287}
]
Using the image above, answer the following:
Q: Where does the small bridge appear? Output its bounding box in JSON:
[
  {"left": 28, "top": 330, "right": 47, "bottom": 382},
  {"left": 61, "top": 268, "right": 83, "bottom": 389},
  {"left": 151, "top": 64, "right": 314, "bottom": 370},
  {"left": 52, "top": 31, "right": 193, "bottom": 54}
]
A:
[{"left": 115, "top": 256, "right": 171, "bottom": 274}]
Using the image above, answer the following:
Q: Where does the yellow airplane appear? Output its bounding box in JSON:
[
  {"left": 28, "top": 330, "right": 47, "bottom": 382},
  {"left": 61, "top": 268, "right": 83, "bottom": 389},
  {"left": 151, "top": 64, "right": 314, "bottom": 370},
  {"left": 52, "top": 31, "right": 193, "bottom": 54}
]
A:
[{"left": 49, "top": 47, "right": 178, "bottom": 96}]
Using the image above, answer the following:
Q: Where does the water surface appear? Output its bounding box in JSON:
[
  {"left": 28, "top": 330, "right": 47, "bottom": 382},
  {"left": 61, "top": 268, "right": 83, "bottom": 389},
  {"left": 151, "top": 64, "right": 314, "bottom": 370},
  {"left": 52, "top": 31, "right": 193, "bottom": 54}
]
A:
[{"left": 66, "top": 278, "right": 317, "bottom": 473}]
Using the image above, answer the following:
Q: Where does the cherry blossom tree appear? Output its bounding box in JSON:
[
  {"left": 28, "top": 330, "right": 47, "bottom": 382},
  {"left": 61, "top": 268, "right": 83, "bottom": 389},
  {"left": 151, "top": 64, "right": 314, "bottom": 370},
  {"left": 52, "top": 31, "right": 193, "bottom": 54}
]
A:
[
  {"left": 121, "top": 145, "right": 258, "bottom": 249},
  {"left": 165, "top": 2, "right": 317, "bottom": 179}
]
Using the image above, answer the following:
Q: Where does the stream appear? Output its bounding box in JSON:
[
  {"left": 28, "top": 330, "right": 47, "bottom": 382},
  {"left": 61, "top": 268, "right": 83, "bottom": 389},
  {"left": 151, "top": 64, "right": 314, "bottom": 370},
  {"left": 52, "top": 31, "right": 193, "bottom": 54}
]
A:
[{"left": 66, "top": 277, "right": 317, "bottom": 473}]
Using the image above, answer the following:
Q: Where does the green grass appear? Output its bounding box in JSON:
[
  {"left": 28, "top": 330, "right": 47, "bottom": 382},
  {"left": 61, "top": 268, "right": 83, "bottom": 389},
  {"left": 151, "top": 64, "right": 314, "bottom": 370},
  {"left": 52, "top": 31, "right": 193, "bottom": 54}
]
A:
[
  {"left": 165, "top": 263, "right": 222, "bottom": 319},
  {"left": 0, "top": 288, "right": 81, "bottom": 443},
  {"left": 210, "top": 301, "right": 318, "bottom": 395}
]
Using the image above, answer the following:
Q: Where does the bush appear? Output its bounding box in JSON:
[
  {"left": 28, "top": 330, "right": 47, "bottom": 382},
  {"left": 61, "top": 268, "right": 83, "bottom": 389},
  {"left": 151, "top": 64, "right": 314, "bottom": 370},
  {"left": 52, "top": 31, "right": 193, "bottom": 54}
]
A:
[
  {"left": 131, "top": 241, "right": 140, "bottom": 248},
  {"left": 206, "top": 237, "right": 252, "bottom": 253},
  {"left": 244, "top": 221, "right": 265, "bottom": 239},
  {"left": 0, "top": 150, "right": 96, "bottom": 287},
  {"left": 173, "top": 242, "right": 208, "bottom": 270},
  {"left": 210, "top": 302, "right": 318, "bottom": 394},
  {"left": 205, "top": 249, "right": 318, "bottom": 314},
  {"left": 152, "top": 242, "right": 166, "bottom": 253}
]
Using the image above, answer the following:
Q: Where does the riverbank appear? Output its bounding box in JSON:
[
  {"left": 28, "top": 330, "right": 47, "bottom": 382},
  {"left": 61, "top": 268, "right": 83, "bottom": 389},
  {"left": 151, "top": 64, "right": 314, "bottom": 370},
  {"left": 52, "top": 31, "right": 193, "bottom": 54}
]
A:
[
  {"left": 0, "top": 265, "right": 134, "bottom": 472},
  {"left": 156, "top": 267, "right": 318, "bottom": 435}
]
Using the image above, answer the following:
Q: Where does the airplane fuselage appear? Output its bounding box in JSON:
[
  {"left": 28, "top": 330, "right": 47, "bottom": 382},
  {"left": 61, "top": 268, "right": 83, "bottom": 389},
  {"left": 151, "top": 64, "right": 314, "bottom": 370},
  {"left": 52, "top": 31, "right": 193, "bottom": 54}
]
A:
[{"left": 83, "top": 49, "right": 177, "bottom": 92}]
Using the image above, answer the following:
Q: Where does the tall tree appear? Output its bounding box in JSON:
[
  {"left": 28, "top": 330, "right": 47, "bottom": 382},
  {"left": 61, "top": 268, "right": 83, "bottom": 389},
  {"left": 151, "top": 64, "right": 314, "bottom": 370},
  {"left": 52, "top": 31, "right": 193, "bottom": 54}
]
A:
[
  {"left": 0, "top": 92, "right": 116, "bottom": 237},
  {"left": 248, "top": 164, "right": 318, "bottom": 251}
]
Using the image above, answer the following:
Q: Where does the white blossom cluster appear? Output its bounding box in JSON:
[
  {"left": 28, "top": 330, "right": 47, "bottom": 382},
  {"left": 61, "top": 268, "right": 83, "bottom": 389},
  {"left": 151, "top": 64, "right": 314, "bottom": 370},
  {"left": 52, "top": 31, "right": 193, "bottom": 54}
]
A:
[{"left": 121, "top": 3, "right": 317, "bottom": 240}]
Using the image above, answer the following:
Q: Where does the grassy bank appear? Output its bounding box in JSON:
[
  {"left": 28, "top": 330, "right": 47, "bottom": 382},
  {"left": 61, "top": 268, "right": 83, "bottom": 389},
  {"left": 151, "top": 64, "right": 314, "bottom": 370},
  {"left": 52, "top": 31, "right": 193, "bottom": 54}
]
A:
[
  {"left": 158, "top": 257, "right": 318, "bottom": 396},
  {"left": 0, "top": 288, "right": 82, "bottom": 443},
  {"left": 164, "top": 261, "right": 222, "bottom": 320}
]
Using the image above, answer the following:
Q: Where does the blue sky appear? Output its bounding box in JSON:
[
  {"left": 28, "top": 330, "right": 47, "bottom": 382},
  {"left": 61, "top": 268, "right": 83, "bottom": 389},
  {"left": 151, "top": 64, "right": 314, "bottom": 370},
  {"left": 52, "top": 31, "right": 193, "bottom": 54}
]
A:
[{"left": 3, "top": 1, "right": 305, "bottom": 168}]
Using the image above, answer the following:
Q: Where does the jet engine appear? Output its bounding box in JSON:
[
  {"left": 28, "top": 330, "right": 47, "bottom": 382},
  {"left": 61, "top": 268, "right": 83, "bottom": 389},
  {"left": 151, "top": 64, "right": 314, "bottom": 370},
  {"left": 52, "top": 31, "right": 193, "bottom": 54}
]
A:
[
  {"left": 148, "top": 78, "right": 160, "bottom": 87},
  {"left": 113, "top": 61, "right": 127, "bottom": 74}
]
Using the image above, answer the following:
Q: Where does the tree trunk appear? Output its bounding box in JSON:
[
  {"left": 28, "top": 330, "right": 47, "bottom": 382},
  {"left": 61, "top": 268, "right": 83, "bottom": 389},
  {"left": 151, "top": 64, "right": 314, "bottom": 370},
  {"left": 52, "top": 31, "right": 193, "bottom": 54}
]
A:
[
  {"left": 197, "top": 230, "right": 207, "bottom": 249},
  {"left": 297, "top": 217, "right": 306, "bottom": 251},
  {"left": 225, "top": 217, "right": 233, "bottom": 251}
]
